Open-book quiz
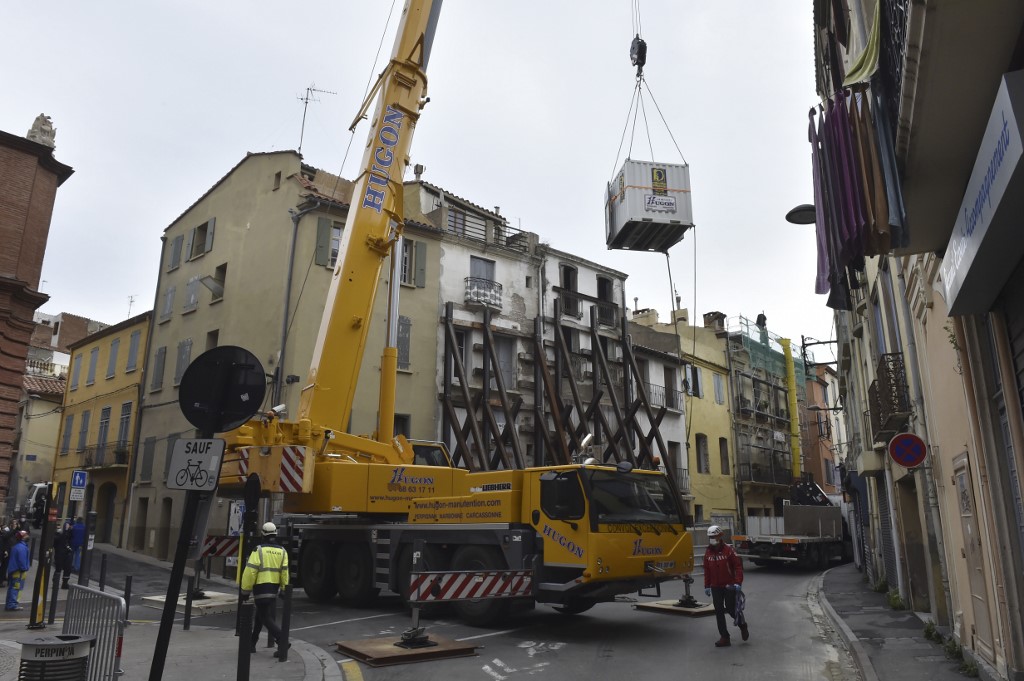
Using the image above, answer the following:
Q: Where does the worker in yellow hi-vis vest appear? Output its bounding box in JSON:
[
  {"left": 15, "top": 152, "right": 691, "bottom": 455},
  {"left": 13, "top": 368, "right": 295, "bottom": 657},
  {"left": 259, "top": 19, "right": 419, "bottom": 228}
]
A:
[{"left": 240, "top": 522, "right": 289, "bottom": 658}]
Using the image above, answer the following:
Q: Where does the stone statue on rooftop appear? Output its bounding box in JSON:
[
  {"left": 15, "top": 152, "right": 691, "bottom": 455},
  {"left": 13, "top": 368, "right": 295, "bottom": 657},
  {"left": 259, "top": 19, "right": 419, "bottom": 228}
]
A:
[{"left": 26, "top": 114, "right": 56, "bottom": 149}]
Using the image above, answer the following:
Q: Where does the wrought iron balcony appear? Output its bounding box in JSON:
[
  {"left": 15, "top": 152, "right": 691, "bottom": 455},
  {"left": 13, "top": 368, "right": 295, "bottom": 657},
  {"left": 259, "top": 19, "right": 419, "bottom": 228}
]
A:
[
  {"left": 868, "top": 353, "right": 912, "bottom": 444},
  {"left": 464, "top": 277, "right": 503, "bottom": 310},
  {"left": 644, "top": 381, "right": 684, "bottom": 410},
  {"left": 78, "top": 441, "right": 131, "bottom": 468}
]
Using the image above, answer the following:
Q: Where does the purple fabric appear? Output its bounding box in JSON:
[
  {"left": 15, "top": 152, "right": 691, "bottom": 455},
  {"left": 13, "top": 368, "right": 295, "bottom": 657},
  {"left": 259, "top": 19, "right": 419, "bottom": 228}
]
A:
[
  {"left": 809, "top": 111, "right": 830, "bottom": 294},
  {"left": 833, "top": 90, "right": 866, "bottom": 260}
]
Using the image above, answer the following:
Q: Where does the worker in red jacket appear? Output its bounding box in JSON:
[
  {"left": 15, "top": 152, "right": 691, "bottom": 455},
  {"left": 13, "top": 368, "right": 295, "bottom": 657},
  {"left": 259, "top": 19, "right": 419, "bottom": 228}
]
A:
[{"left": 702, "top": 525, "right": 749, "bottom": 647}]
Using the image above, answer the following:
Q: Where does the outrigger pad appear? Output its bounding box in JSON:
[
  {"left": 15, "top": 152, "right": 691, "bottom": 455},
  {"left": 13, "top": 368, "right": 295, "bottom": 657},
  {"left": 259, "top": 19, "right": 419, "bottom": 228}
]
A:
[
  {"left": 336, "top": 635, "right": 477, "bottom": 667},
  {"left": 633, "top": 599, "right": 716, "bottom": 616}
]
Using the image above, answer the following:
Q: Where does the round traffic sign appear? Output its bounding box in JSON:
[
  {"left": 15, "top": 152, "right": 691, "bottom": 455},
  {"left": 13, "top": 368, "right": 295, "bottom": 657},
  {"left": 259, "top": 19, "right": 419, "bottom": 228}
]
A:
[
  {"left": 888, "top": 432, "right": 927, "bottom": 468},
  {"left": 178, "top": 346, "right": 266, "bottom": 434}
]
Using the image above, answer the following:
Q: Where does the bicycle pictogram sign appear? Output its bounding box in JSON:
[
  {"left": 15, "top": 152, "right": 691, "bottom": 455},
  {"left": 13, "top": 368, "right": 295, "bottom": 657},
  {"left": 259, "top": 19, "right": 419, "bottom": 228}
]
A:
[{"left": 167, "top": 438, "right": 225, "bottom": 491}]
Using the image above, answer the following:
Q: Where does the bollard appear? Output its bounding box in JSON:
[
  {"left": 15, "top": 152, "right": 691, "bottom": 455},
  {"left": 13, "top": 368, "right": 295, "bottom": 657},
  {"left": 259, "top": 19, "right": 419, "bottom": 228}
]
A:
[
  {"left": 47, "top": 567, "right": 60, "bottom": 625},
  {"left": 277, "top": 585, "right": 292, "bottom": 662},
  {"left": 98, "top": 554, "right": 108, "bottom": 592},
  {"left": 237, "top": 601, "right": 254, "bottom": 681},
  {"left": 123, "top": 575, "right": 133, "bottom": 624},
  {"left": 184, "top": 575, "right": 194, "bottom": 631}
]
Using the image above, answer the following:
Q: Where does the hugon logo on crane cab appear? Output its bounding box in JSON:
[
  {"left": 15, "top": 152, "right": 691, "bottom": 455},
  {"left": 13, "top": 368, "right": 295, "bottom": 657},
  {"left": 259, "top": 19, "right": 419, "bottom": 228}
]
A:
[
  {"left": 632, "top": 538, "right": 661, "bottom": 556},
  {"left": 542, "top": 524, "right": 585, "bottom": 559},
  {"left": 361, "top": 105, "right": 405, "bottom": 213},
  {"left": 390, "top": 467, "right": 434, "bottom": 486}
]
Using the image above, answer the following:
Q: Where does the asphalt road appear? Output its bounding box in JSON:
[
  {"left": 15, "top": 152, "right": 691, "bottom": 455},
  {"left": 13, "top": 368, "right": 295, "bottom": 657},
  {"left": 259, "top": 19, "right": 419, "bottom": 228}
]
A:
[{"left": 191, "top": 562, "right": 860, "bottom": 681}]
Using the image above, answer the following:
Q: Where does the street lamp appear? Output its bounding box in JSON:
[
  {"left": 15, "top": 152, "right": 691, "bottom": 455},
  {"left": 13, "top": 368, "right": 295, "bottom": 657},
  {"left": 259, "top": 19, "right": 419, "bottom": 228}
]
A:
[
  {"left": 785, "top": 204, "right": 816, "bottom": 225},
  {"left": 807, "top": 405, "right": 844, "bottom": 412}
]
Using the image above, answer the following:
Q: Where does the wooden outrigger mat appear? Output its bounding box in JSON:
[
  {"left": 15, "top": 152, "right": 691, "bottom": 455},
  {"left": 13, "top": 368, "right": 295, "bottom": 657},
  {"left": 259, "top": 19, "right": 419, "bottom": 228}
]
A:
[
  {"left": 336, "top": 635, "right": 479, "bottom": 667},
  {"left": 634, "top": 599, "right": 716, "bottom": 616}
]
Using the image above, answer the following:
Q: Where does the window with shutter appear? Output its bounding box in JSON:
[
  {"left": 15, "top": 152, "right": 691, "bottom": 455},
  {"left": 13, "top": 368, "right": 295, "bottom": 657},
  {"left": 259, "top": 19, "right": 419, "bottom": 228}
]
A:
[
  {"left": 183, "top": 276, "right": 200, "bottom": 312},
  {"left": 70, "top": 353, "right": 82, "bottom": 390},
  {"left": 397, "top": 316, "right": 412, "bottom": 370},
  {"left": 168, "top": 234, "right": 184, "bottom": 271},
  {"left": 126, "top": 330, "right": 141, "bottom": 372},
  {"left": 315, "top": 217, "right": 331, "bottom": 267},
  {"left": 117, "top": 402, "right": 132, "bottom": 446},
  {"left": 107, "top": 338, "right": 120, "bottom": 378},
  {"left": 140, "top": 437, "right": 156, "bottom": 483},
  {"left": 160, "top": 286, "right": 176, "bottom": 322},
  {"left": 696, "top": 433, "right": 710, "bottom": 474},
  {"left": 713, "top": 373, "right": 725, "bottom": 404},
  {"left": 414, "top": 241, "right": 427, "bottom": 287},
  {"left": 151, "top": 346, "right": 167, "bottom": 391},
  {"left": 86, "top": 347, "right": 99, "bottom": 385},
  {"left": 97, "top": 407, "right": 111, "bottom": 459},
  {"left": 61, "top": 414, "right": 74, "bottom": 454},
  {"left": 78, "top": 410, "right": 91, "bottom": 451},
  {"left": 164, "top": 432, "right": 181, "bottom": 481},
  {"left": 174, "top": 338, "right": 193, "bottom": 385},
  {"left": 494, "top": 336, "right": 516, "bottom": 390}
]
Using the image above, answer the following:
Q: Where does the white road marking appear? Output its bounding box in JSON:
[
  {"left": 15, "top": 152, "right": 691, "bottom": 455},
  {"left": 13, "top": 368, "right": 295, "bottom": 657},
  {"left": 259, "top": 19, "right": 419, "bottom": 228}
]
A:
[
  {"left": 290, "top": 612, "right": 393, "bottom": 631},
  {"left": 456, "top": 627, "right": 524, "bottom": 641}
]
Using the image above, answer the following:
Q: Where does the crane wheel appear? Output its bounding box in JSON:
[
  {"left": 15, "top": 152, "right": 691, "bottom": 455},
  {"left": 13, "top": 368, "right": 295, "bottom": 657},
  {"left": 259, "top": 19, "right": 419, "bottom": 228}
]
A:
[
  {"left": 300, "top": 541, "right": 338, "bottom": 602},
  {"left": 450, "top": 545, "right": 510, "bottom": 627},
  {"left": 335, "top": 543, "right": 379, "bottom": 606}
]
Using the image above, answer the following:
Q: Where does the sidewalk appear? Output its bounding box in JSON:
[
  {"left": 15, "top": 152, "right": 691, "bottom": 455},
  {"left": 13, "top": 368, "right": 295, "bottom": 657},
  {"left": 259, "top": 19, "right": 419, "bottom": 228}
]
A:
[
  {"left": 0, "top": 544, "right": 342, "bottom": 681},
  {"left": 819, "top": 562, "right": 972, "bottom": 681}
]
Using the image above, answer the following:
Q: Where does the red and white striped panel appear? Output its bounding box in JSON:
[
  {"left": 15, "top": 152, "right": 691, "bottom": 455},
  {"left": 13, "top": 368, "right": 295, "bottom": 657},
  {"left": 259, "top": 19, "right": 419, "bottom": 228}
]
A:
[
  {"left": 409, "top": 570, "right": 533, "bottom": 603},
  {"left": 279, "top": 446, "right": 305, "bottom": 493},
  {"left": 203, "top": 536, "right": 240, "bottom": 558}
]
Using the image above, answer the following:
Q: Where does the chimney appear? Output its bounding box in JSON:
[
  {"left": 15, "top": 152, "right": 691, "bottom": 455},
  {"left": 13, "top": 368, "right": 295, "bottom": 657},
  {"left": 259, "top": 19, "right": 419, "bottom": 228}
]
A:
[
  {"left": 414, "top": 164, "right": 425, "bottom": 181},
  {"left": 703, "top": 311, "right": 726, "bottom": 331}
]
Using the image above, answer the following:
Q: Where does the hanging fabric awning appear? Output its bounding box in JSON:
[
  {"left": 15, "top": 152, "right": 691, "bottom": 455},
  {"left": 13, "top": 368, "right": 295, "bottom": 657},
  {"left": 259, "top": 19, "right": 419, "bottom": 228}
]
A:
[{"left": 843, "top": 0, "right": 881, "bottom": 86}]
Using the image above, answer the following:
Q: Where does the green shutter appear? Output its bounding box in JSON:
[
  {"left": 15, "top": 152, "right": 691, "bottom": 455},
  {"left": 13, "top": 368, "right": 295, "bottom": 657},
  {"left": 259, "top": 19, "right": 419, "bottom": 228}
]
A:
[
  {"left": 205, "top": 217, "right": 216, "bottom": 252},
  {"left": 315, "top": 217, "right": 331, "bottom": 267},
  {"left": 414, "top": 241, "right": 427, "bottom": 287}
]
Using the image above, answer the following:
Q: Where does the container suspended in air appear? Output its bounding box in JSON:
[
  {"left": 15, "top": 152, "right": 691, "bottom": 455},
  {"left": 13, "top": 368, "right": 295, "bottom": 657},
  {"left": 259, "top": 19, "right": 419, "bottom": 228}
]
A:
[{"left": 605, "top": 159, "right": 693, "bottom": 253}]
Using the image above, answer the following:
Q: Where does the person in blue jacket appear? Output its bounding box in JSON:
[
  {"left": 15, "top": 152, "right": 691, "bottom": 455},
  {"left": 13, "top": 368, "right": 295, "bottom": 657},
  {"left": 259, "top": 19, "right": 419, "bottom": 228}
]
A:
[
  {"left": 6, "top": 531, "right": 30, "bottom": 611},
  {"left": 70, "top": 517, "right": 86, "bottom": 573}
]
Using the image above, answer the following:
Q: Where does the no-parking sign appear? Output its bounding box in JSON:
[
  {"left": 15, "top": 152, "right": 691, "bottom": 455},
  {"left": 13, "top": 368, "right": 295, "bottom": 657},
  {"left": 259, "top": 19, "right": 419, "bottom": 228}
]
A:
[{"left": 888, "top": 433, "right": 927, "bottom": 469}]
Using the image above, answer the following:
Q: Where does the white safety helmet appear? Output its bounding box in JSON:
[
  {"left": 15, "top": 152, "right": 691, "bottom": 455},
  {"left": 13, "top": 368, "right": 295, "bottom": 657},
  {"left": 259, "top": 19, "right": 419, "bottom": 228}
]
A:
[
  {"left": 707, "top": 525, "right": 724, "bottom": 538},
  {"left": 261, "top": 522, "right": 277, "bottom": 536}
]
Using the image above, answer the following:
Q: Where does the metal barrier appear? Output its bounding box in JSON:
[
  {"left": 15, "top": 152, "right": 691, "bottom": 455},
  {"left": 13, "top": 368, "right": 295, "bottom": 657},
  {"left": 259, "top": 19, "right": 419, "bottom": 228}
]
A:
[{"left": 61, "top": 584, "right": 125, "bottom": 681}]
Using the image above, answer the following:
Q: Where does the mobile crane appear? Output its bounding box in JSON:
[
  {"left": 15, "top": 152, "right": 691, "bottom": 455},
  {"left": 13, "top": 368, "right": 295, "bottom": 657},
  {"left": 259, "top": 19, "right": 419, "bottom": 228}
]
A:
[{"left": 216, "top": 0, "right": 693, "bottom": 625}]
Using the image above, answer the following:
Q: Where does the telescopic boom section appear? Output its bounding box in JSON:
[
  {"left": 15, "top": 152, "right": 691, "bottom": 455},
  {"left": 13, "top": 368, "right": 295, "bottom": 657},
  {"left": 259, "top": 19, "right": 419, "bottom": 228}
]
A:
[{"left": 299, "top": 0, "right": 442, "bottom": 437}]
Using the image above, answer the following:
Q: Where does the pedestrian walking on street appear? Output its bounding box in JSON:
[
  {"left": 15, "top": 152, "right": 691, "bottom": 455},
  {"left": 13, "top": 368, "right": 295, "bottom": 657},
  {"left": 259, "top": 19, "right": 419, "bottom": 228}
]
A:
[
  {"left": 241, "top": 522, "right": 289, "bottom": 659},
  {"left": 0, "top": 525, "right": 12, "bottom": 587},
  {"left": 53, "top": 522, "right": 73, "bottom": 589},
  {"left": 70, "top": 517, "right": 85, "bottom": 573},
  {"left": 6, "top": 531, "right": 31, "bottom": 611},
  {"left": 703, "top": 525, "right": 749, "bottom": 647}
]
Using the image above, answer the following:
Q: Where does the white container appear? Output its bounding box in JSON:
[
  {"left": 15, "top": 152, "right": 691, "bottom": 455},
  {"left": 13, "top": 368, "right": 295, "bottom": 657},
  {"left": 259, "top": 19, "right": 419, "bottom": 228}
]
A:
[{"left": 605, "top": 159, "right": 694, "bottom": 252}]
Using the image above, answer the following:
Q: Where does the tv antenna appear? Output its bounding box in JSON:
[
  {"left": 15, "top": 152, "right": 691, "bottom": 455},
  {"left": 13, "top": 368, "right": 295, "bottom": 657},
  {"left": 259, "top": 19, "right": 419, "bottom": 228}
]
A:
[
  {"left": 298, "top": 83, "right": 337, "bottom": 155},
  {"left": 128, "top": 294, "right": 137, "bottom": 317}
]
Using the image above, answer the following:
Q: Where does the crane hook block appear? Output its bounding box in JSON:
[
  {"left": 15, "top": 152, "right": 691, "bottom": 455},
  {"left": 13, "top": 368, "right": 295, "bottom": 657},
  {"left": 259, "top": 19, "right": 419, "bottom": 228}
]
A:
[{"left": 630, "top": 34, "right": 647, "bottom": 72}]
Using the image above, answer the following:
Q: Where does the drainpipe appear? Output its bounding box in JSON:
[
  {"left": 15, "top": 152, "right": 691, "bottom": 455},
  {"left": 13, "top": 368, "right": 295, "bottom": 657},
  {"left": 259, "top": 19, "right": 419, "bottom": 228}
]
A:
[
  {"left": 121, "top": 236, "right": 166, "bottom": 548},
  {"left": 278, "top": 203, "right": 321, "bottom": 405},
  {"left": 895, "top": 257, "right": 951, "bottom": 623}
]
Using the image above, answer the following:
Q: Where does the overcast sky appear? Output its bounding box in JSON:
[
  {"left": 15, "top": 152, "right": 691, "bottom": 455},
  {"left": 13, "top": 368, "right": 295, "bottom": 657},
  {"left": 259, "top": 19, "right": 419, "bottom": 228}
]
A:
[{"left": 3, "top": 1, "right": 837, "bottom": 363}]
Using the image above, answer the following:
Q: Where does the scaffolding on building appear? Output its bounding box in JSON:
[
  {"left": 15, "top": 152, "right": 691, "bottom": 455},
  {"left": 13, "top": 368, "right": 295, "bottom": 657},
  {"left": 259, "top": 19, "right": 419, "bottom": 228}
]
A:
[{"left": 725, "top": 316, "right": 808, "bottom": 507}]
